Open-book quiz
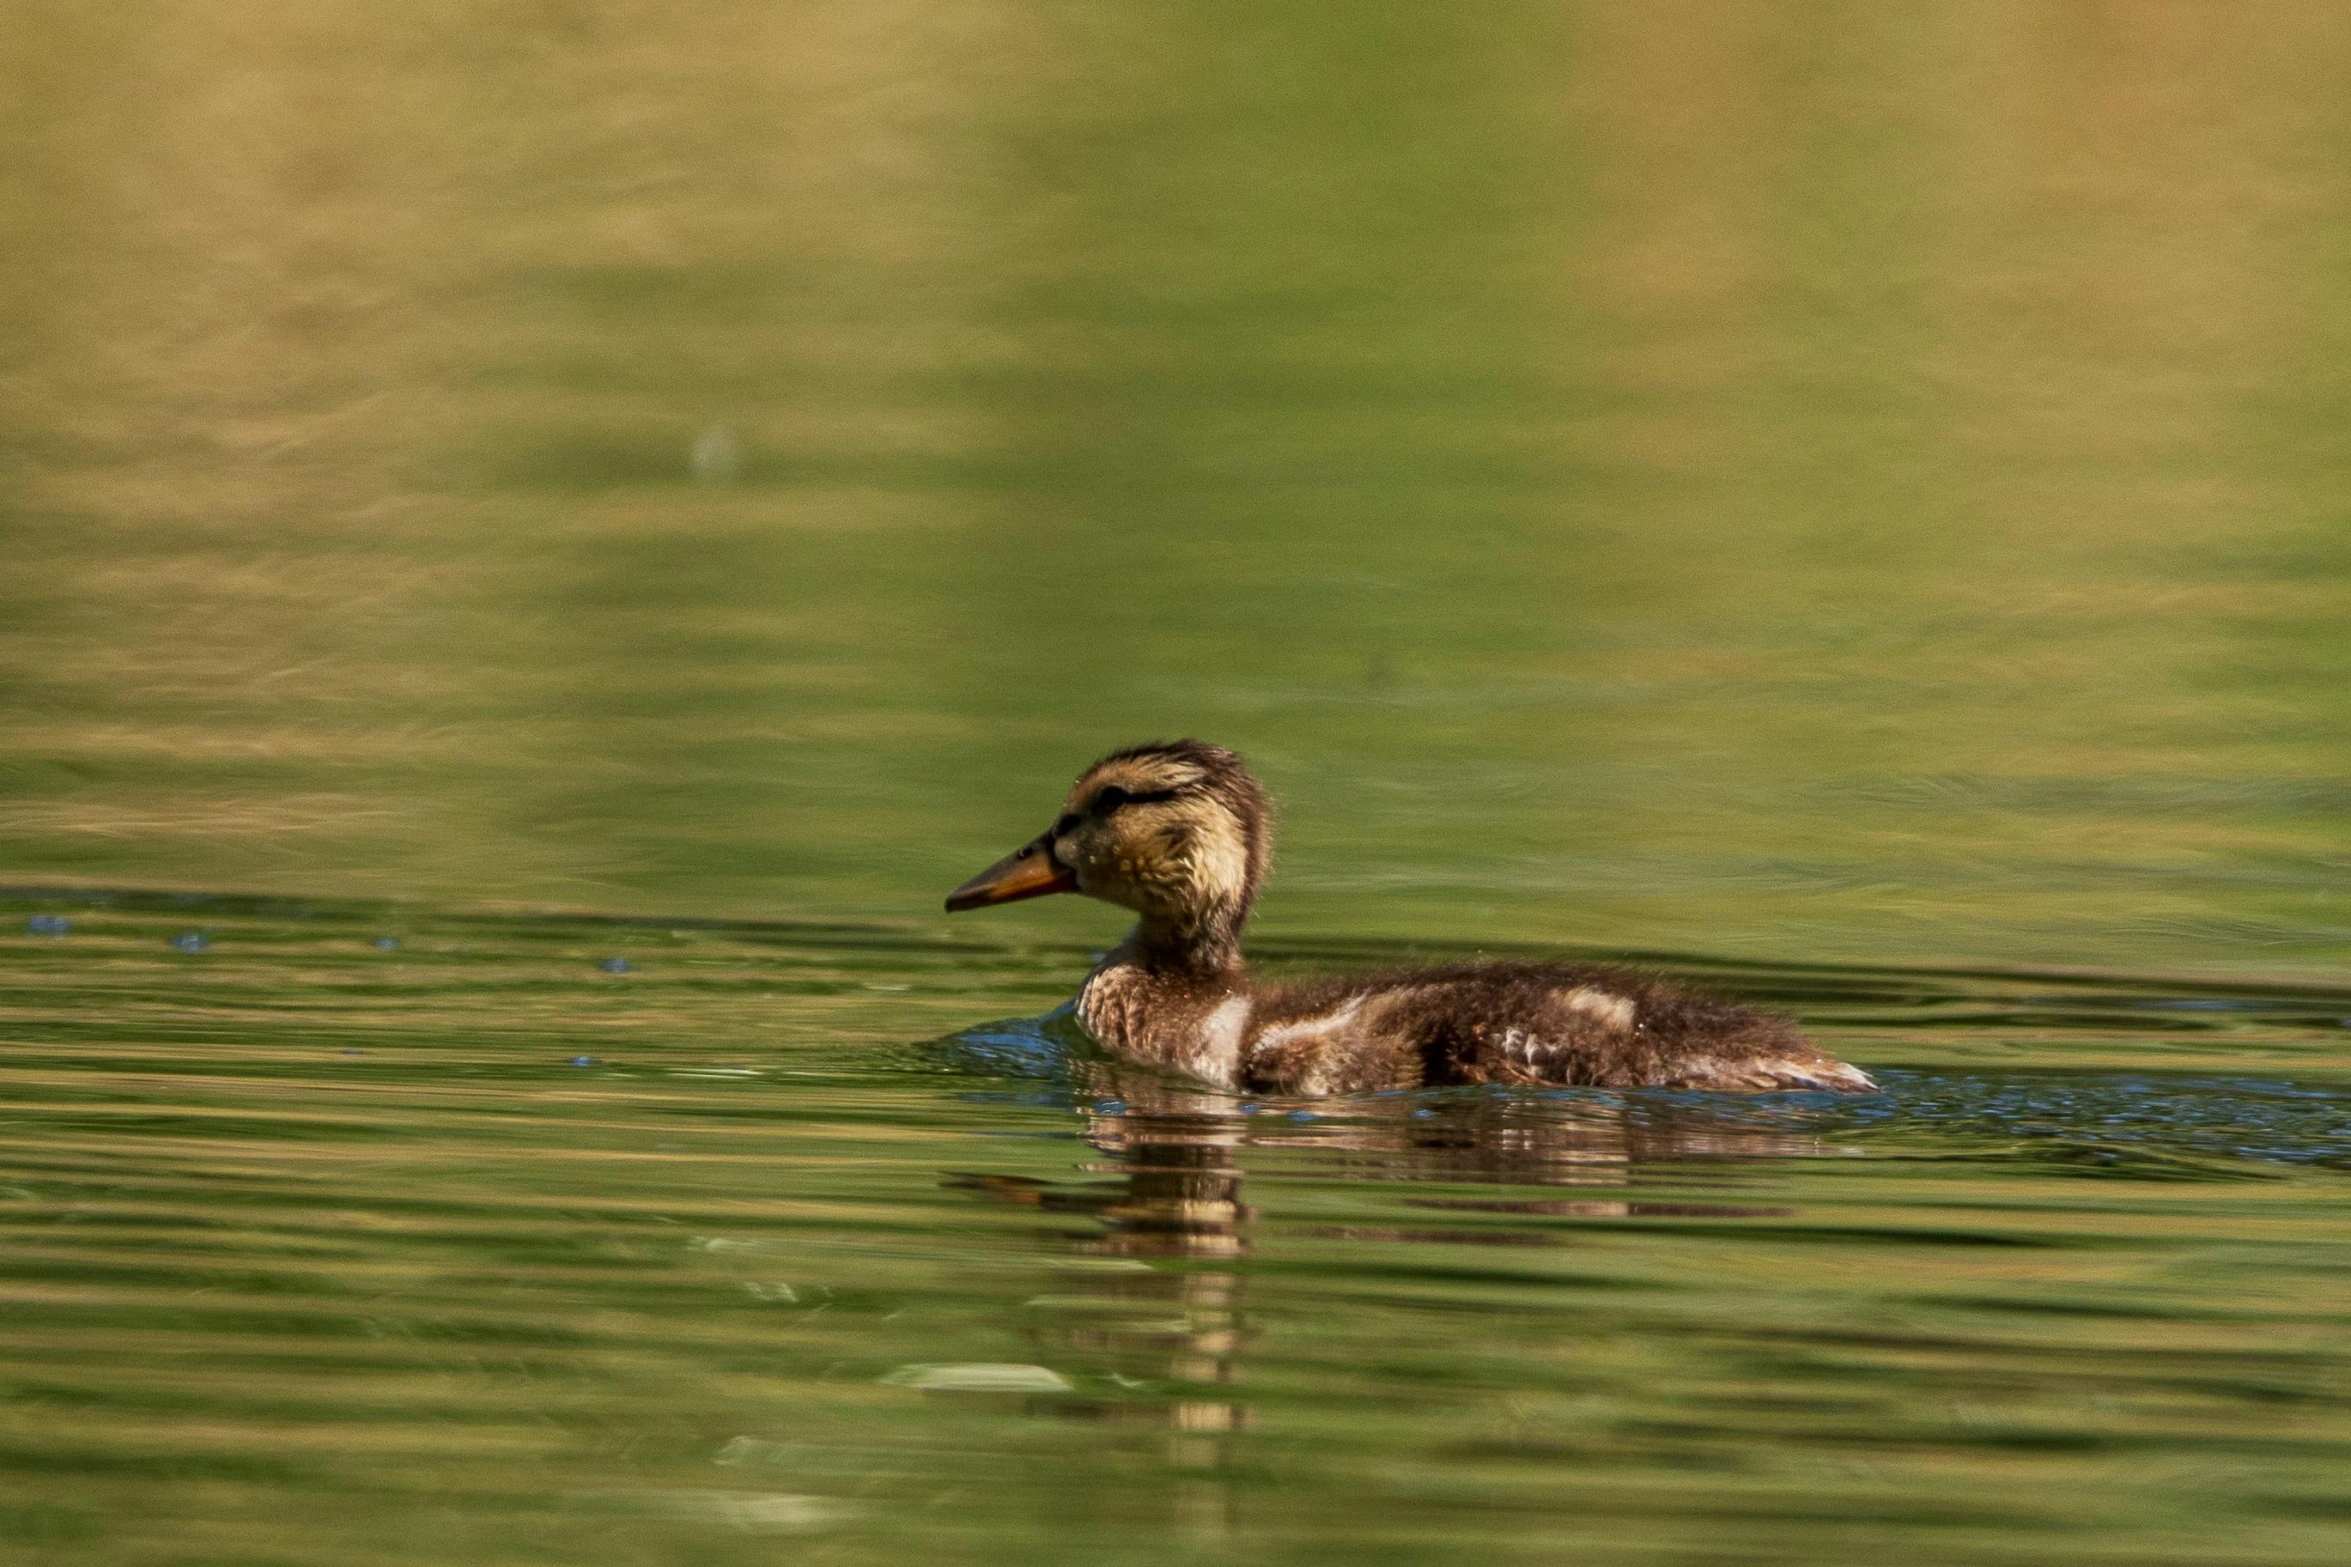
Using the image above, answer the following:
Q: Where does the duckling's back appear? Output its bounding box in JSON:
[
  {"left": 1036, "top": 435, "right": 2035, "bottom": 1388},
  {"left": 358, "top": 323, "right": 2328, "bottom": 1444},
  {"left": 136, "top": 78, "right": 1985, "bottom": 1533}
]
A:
[{"left": 1242, "top": 961, "right": 1871, "bottom": 1096}]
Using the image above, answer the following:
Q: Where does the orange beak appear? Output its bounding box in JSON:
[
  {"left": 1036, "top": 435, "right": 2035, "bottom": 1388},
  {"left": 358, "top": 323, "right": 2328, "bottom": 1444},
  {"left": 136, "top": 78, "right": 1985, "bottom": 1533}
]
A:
[{"left": 944, "top": 835, "right": 1078, "bottom": 912}]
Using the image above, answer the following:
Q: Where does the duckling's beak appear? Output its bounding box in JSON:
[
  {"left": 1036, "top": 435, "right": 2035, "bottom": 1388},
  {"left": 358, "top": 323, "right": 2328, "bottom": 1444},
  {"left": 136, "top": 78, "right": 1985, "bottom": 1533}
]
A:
[{"left": 944, "top": 835, "right": 1078, "bottom": 912}]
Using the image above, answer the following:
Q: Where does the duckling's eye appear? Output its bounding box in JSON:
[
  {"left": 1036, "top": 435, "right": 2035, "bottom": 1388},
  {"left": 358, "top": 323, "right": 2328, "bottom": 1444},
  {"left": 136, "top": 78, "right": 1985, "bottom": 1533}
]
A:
[{"left": 1091, "top": 785, "right": 1130, "bottom": 814}]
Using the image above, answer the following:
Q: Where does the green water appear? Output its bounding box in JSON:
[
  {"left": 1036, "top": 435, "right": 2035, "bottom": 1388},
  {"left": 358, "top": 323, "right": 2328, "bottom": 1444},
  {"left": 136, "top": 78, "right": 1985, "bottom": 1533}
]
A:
[
  {"left": 5, "top": 3, "right": 2351, "bottom": 1562},
  {"left": 4, "top": 894, "right": 2351, "bottom": 1565}
]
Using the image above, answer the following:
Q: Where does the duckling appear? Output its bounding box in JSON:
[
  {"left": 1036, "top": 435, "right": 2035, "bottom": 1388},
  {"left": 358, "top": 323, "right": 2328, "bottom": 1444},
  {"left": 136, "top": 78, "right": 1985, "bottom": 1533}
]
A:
[{"left": 945, "top": 740, "right": 1875, "bottom": 1097}]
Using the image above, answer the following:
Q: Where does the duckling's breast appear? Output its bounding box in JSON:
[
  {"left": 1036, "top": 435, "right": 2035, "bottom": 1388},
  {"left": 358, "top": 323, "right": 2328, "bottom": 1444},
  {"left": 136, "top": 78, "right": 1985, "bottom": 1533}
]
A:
[{"left": 1077, "top": 961, "right": 1254, "bottom": 1089}]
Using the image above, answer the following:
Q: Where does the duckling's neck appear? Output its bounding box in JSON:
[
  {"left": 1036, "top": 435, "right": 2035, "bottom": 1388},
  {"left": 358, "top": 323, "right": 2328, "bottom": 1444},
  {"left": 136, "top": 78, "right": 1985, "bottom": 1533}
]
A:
[{"left": 1120, "top": 913, "right": 1246, "bottom": 977}]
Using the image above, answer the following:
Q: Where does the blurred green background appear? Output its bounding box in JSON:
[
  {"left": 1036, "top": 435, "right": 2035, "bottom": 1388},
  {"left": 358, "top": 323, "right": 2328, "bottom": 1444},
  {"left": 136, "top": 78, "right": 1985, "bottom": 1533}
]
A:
[{"left": 5, "top": 0, "right": 2349, "bottom": 973}]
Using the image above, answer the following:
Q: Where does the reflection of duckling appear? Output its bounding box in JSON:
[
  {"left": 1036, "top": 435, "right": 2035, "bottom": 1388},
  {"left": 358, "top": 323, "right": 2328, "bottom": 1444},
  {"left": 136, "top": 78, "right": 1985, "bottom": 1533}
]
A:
[{"left": 947, "top": 740, "right": 1875, "bottom": 1096}]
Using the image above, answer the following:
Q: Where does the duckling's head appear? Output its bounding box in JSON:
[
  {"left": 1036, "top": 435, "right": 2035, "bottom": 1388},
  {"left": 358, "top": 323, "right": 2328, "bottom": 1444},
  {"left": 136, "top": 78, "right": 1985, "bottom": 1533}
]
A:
[{"left": 945, "top": 740, "right": 1271, "bottom": 964}]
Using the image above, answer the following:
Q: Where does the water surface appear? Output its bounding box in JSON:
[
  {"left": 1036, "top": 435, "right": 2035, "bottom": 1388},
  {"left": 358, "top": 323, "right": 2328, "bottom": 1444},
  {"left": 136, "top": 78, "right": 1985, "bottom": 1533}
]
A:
[
  {"left": 4, "top": 891, "right": 2350, "bottom": 1564},
  {"left": 5, "top": 5, "right": 2351, "bottom": 1562}
]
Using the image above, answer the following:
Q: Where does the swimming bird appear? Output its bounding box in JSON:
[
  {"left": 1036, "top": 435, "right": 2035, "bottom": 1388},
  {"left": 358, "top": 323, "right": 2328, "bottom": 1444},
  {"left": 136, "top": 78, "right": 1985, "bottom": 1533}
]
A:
[{"left": 944, "top": 740, "right": 1875, "bottom": 1097}]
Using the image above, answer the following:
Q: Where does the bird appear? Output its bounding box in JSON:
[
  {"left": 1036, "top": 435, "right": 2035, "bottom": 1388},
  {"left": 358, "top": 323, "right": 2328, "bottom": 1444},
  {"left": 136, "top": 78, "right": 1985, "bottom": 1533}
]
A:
[{"left": 944, "top": 740, "right": 1875, "bottom": 1097}]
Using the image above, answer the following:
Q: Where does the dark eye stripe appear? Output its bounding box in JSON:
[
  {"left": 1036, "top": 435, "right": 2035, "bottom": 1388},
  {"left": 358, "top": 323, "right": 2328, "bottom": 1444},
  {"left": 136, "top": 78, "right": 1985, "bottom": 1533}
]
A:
[{"left": 1090, "top": 785, "right": 1181, "bottom": 815}]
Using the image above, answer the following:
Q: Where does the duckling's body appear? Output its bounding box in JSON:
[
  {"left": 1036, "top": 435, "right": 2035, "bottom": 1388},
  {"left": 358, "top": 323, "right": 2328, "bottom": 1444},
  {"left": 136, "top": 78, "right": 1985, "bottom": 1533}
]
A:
[
  {"left": 1082, "top": 954, "right": 1868, "bottom": 1095},
  {"left": 948, "top": 741, "right": 1873, "bottom": 1097}
]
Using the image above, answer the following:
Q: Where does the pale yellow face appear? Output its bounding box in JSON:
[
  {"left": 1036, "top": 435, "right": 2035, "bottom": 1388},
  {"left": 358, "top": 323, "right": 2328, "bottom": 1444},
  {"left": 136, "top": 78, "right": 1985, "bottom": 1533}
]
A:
[{"left": 1047, "top": 752, "right": 1254, "bottom": 925}]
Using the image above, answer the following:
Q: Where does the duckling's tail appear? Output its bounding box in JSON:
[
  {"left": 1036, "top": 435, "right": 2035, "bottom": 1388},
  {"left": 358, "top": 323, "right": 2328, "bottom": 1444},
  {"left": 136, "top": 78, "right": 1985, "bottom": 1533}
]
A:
[
  {"left": 1780, "top": 1059, "right": 1878, "bottom": 1093},
  {"left": 1665, "top": 1052, "right": 1879, "bottom": 1093}
]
